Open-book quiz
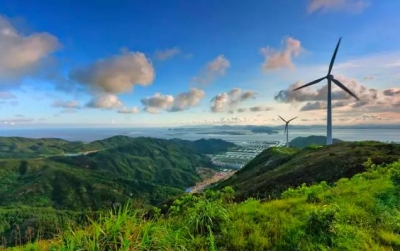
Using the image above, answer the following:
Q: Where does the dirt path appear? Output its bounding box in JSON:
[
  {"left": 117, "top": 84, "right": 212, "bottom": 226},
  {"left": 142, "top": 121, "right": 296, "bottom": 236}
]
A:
[{"left": 189, "top": 170, "right": 236, "bottom": 193}]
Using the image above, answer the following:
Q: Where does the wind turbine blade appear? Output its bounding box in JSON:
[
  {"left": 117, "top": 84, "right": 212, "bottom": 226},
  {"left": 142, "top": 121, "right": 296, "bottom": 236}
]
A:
[
  {"left": 331, "top": 78, "right": 360, "bottom": 100},
  {"left": 288, "top": 116, "right": 297, "bottom": 123},
  {"left": 284, "top": 124, "right": 288, "bottom": 135},
  {"left": 292, "top": 77, "right": 326, "bottom": 91},
  {"left": 278, "top": 115, "right": 287, "bottom": 123},
  {"left": 328, "top": 38, "right": 342, "bottom": 75}
]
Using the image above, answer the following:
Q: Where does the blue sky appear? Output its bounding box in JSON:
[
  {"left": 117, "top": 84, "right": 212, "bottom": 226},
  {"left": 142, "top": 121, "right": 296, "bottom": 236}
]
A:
[{"left": 0, "top": 0, "right": 399, "bottom": 127}]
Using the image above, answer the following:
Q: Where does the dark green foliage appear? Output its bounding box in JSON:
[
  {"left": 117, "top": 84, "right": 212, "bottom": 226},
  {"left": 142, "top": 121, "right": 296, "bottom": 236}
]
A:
[
  {"left": 170, "top": 138, "right": 236, "bottom": 154},
  {"left": 218, "top": 141, "right": 400, "bottom": 201},
  {"left": 290, "top": 135, "right": 343, "bottom": 148}
]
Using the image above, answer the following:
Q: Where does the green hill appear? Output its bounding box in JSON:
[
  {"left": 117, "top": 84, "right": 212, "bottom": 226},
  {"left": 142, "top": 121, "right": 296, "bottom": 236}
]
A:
[
  {"left": 0, "top": 136, "right": 236, "bottom": 246},
  {"left": 0, "top": 136, "right": 233, "bottom": 210},
  {"left": 0, "top": 137, "right": 83, "bottom": 158},
  {"left": 290, "top": 135, "right": 343, "bottom": 148},
  {"left": 217, "top": 141, "right": 400, "bottom": 200}
]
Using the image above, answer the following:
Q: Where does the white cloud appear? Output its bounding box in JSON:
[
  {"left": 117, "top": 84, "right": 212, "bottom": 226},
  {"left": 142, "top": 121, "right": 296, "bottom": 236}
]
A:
[
  {"left": 192, "top": 55, "right": 230, "bottom": 86},
  {"left": 86, "top": 94, "right": 123, "bottom": 109},
  {"left": 260, "top": 37, "right": 302, "bottom": 72},
  {"left": 0, "top": 15, "right": 60, "bottom": 84},
  {"left": 211, "top": 87, "right": 257, "bottom": 113},
  {"left": 210, "top": 93, "right": 229, "bottom": 113},
  {"left": 155, "top": 47, "right": 181, "bottom": 61},
  {"left": 118, "top": 106, "right": 140, "bottom": 114},
  {"left": 0, "top": 91, "right": 16, "bottom": 99},
  {"left": 307, "top": 0, "right": 370, "bottom": 13},
  {"left": 170, "top": 88, "right": 205, "bottom": 112},
  {"left": 141, "top": 93, "right": 174, "bottom": 110},
  {"left": 141, "top": 88, "right": 205, "bottom": 113},
  {"left": 70, "top": 51, "right": 154, "bottom": 94}
]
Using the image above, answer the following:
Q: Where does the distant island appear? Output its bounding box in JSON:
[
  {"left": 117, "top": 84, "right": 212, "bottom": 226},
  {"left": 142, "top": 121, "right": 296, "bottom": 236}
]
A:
[{"left": 196, "top": 131, "right": 248, "bottom": 135}]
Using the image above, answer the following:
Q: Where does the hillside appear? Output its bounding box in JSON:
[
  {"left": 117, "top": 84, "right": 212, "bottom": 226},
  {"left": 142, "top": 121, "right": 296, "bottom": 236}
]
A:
[
  {"left": 10, "top": 160, "right": 400, "bottom": 250},
  {"left": 217, "top": 141, "right": 400, "bottom": 200},
  {"left": 0, "top": 136, "right": 236, "bottom": 210},
  {"left": 290, "top": 135, "right": 343, "bottom": 148},
  {"left": 0, "top": 137, "right": 83, "bottom": 158},
  {"left": 0, "top": 136, "right": 236, "bottom": 247}
]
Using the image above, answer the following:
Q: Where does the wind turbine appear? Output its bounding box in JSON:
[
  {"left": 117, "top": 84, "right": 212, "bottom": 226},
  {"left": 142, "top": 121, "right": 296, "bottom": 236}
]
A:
[
  {"left": 292, "top": 38, "right": 359, "bottom": 145},
  {"left": 279, "top": 115, "right": 297, "bottom": 147}
]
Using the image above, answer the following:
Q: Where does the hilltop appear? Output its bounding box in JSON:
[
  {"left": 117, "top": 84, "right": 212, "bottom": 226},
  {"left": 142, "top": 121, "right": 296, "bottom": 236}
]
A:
[
  {"left": 217, "top": 141, "right": 400, "bottom": 200},
  {"left": 290, "top": 135, "right": 343, "bottom": 148}
]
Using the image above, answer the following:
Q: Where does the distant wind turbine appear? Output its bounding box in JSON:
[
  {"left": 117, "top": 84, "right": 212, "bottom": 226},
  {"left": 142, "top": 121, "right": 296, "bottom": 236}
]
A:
[
  {"left": 292, "top": 38, "right": 359, "bottom": 145},
  {"left": 279, "top": 115, "right": 297, "bottom": 147}
]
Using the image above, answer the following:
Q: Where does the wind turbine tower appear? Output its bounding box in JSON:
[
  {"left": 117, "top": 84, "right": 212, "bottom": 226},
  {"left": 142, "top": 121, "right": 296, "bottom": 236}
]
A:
[
  {"left": 292, "top": 38, "right": 359, "bottom": 145},
  {"left": 279, "top": 115, "right": 297, "bottom": 147}
]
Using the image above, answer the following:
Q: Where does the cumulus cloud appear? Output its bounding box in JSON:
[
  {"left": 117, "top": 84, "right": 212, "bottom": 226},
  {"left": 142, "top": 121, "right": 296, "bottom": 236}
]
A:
[
  {"left": 155, "top": 47, "right": 181, "bottom": 61},
  {"left": 141, "top": 93, "right": 174, "bottom": 110},
  {"left": 86, "top": 94, "right": 123, "bottom": 109},
  {"left": 277, "top": 76, "right": 400, "bottom": 116},
  {"left": 210, "top": 87, "right": 257, "bottom": 113},
  {"left": 383, "top": 89, "right": 400, "bottom": 97},
  {"left": 210, "top": 93, "right": 229, "bottom": 113},
  {"left": 118, "top": 106, "right": 140, "bottom": 114},
  {"left": 260, "top": 37, "right": 302, "bottom": 72},
  {"left": 141, "top": 88, "right": 205, "bottom": 113},
  {"left": 170, "top": 88, "right": 205, "bottom": 112},
  {"left": 237, "top": 108, "right": 247, "bottom": 113},
  {"left": 307, "top": 0, "right": 370, "bottom": 13},
  {"left": 0, "top": 15, "right": 60, "bottom": 84},
  {"left": 192, "top": 55, "right": 230, "bottom": 86},
  {"left": 0, "top": 91, "right": 16, "bottom": 99},
  {"left": 275, "top": 76, "right": 377, "bottom": 105},
  {"left": 70, "top": 51, "right": 154, "bottom": 94},
  {"left": 52, "top": 99, "right": 80, "bottom": 109}
]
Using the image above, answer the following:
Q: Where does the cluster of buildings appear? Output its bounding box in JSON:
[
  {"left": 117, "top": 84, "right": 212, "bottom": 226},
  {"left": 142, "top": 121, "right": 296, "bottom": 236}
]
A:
[{"left": 209, "top": 140, "right": 280, "bottom": 169}]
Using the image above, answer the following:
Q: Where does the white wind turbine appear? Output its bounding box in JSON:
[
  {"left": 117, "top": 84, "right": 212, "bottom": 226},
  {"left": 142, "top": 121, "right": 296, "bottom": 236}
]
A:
[
  {"left": 293, "top": 38, "right": 359, "bottom": 145},
  {"left": 279, "top": 115, "right": 297, "bottom": 147}
]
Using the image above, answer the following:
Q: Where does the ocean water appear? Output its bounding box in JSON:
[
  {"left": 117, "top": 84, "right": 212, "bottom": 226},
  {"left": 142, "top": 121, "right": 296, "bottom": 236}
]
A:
[{"left": 0, "top": 127, "right": 399, "bottom": 143}]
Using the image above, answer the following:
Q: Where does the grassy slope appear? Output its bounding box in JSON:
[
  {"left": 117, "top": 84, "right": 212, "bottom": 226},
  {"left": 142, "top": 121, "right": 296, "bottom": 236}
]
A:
[
  {"left": 218, "top": 141, "right": 400, "bottom": 200},
  {"left": 11, "top": 160, "right": 400, "bottom": 250}
]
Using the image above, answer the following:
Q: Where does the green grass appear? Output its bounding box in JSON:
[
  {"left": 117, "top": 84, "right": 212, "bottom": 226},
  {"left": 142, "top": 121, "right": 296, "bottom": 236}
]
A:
[
  {"left": 6, "top": 160, "right": 400, "bottom": 250},
  {"left": 218, "top": 141, "right": 400, "bottom": 201}
]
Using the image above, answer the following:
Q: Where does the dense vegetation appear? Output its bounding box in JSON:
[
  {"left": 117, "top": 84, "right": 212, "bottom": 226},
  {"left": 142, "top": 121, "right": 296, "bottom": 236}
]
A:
[
  {"left": 0, "top": 136, "right": 235, "bottom": 247},
  {"left": 290, "top": 135, "right": 343, "bottom": 148},
  {"left": 8, "top": 159, "right": 400, "bottom": 250},
  {"left": 218, "top": 141, "right": 400, "bottom": 201}
]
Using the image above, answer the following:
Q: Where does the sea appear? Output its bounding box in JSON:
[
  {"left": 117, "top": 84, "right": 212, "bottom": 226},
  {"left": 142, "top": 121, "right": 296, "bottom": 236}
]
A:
[{"left": 0, "top": 126, "right": 399, "bottom": 143}]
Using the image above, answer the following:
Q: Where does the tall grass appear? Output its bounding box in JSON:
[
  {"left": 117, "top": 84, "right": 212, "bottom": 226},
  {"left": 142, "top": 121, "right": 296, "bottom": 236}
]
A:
[{"left": 7, "top": 160, "right": 400, "bottom": 250}]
